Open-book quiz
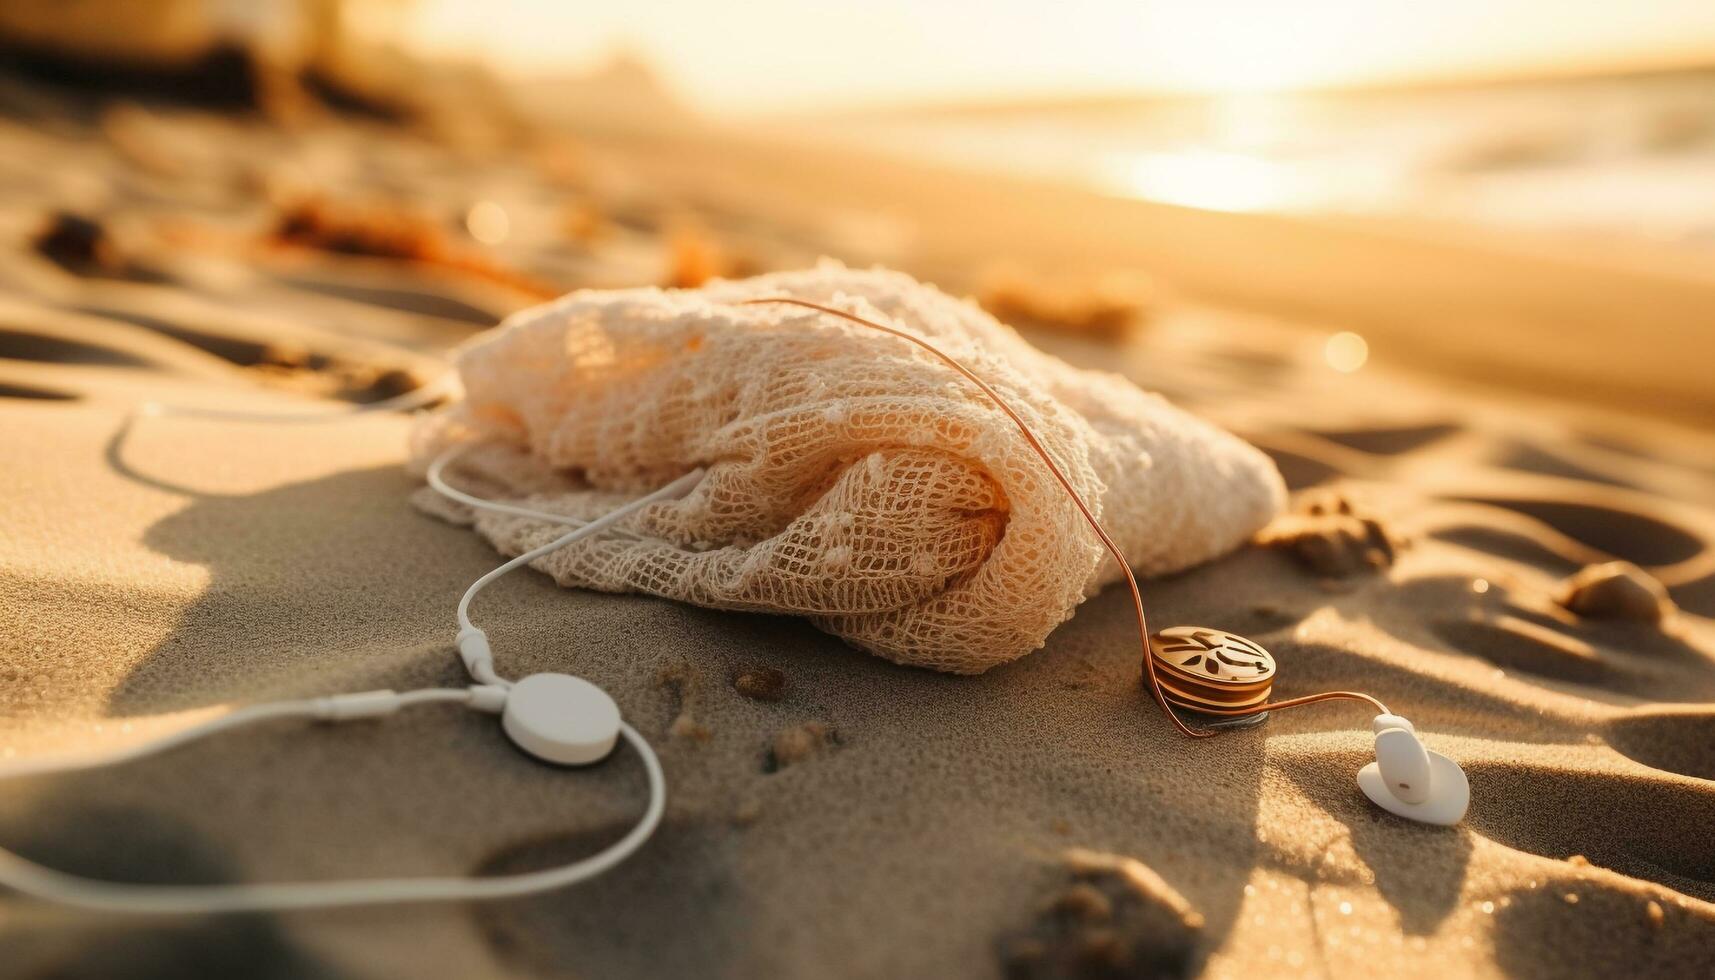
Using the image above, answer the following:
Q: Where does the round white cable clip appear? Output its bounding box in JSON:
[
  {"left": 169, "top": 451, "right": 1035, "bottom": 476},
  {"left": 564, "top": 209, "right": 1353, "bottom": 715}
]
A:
[{"left": 502, "top": 674, "right": 622, "bottom": 766}]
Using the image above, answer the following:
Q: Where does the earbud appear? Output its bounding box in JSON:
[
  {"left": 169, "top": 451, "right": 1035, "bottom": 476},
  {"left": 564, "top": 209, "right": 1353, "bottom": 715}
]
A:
[
  {"left": 1357, "top": 714, "right": 1469, "bottom": 825},
  {"left": 1374, "top": 728, "right": 1432, "bottom": 804}
]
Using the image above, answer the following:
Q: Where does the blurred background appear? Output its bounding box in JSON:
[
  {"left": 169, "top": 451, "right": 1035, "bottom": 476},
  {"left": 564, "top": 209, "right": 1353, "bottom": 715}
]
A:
[
  {"left": 421, "top": 0, "right": 1715, "bottom": 254},
  {"left": 2, "top": 0, "right": 1713, "bottom": 419}
]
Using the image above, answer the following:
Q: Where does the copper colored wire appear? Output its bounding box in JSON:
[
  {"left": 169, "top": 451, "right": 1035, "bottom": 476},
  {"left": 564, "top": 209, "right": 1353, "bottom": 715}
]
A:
[{"left": 741, "top": 297, "right": 1389, "bottom": 738}]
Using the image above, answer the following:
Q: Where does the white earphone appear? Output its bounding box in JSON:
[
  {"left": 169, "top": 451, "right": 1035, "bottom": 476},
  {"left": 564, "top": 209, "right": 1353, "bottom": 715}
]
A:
[
  {"left": 0, "top": 400, "right": 706, "bottom": 913},
  {"left": 1357, "top": 713, "right": 1470, "bottom": 826}
]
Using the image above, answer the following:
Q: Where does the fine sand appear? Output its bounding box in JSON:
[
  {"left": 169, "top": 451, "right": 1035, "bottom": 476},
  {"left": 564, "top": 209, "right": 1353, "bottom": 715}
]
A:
[{"left": 2, "top": 86, "right": 1715, "bottom": 979}]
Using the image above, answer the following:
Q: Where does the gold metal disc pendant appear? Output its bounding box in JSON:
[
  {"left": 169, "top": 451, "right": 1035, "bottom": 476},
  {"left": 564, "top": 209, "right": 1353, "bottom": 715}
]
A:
[{"left": 1147, "top": 627, "right": 1277, "bottom": 715}]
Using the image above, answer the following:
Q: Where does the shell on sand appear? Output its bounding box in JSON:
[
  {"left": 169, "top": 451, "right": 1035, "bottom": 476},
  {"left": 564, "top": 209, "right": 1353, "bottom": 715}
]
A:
[{"left": 410, "top": 265, "right": 1286, "bottom": 672}]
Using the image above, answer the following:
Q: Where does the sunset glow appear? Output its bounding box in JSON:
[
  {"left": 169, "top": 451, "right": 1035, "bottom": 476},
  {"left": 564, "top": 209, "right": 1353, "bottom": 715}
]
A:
[
  {"left": 1102, "top": 149, "right": 1299, "bottom": 213},
  {"left": 411, "top": 0, "right": 1715, "bottom": 112}
]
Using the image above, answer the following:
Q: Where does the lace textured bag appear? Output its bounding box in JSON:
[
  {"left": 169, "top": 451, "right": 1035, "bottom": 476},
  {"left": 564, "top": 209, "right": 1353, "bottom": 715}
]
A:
[{"left": 410, "top": 265, "right": 1284, "bottom": 673}]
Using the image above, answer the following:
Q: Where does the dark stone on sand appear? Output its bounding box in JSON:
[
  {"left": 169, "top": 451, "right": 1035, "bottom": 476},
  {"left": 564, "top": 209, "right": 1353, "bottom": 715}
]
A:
[
  {"left": 33, "top": 210, "right": 123, "bottom": 274},
  {"left": 732, "top": 665, "right": 788, "bottom": 702},
  {"left": 999, "top": 849, "right": 1203, "bottom": 980},
  {"left": 1559, "top": 561, "right": 1673, "bottom": 623}
]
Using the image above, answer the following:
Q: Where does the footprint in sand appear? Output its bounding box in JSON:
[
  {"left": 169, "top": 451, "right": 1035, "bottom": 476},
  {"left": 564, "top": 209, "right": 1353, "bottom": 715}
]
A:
[
  {"left": 1427, "top": 522, "right": 1584, "bottom": 576},
  {"left": 1429, "top": 614, "right": 1618, "bottom": 690},
  {"left": 1428, "top": 605, "right": 1715, "bottom": 704},
  {"left": 1464, "top": 761, "right": 1715, "bottom": 902},
  {"left": 1452, "top": 496, "right": 1703, "bottom": 569},
  {"left": 1605, "top": 707, "right": 1715, "bottom": 782}
]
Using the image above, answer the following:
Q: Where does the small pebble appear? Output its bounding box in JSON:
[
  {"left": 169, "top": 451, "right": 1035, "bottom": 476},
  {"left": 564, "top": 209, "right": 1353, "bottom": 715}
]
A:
[
  {"left": 767, "top": 721, "right": 837, "bottom": 770},
  {"left": 733, "top": 666, "right": 788, "bottom": 702},
  {"left": 669, "top": 713, "right": 711, "bottom": 741},
  {"left": 33, "top": 211, "right": 124, "bottom": 274},
  {"left": 1558, "top": 561, "right": 1673, "bottom": 623},
  {"left": 657, "top": 661, "right": 711, "bottom": 741},
  {"left": 731, "top": 798, "right": 763, "bottom": 826}
]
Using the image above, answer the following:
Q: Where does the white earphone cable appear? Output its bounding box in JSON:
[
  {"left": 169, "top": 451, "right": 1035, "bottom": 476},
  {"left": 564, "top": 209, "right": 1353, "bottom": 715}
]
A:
[
  {"left": 451, "top": 465, "right": 705, "bottom": 688},
  {"left": 427, "top": 444, "right": 645, "bottom": 540},
  {"left": 454, "top": 466, "right": 704, "bottom": 632},
  {"left": 0, "top": 451, "right": 702, "bottom": 914},
  {"left": 140, "top": 371, "right": 458, "bottom": 424},
  {"left": 0, "top": 718, "right": 665, "bottom": 913},
  {"left": 0, "top": 688, "right": 475, "bottom": 780}
]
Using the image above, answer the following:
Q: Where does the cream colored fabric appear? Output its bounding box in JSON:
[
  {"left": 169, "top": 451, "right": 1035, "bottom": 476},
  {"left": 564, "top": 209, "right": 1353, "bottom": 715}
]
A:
[{"left": 409, "top": 265, "right": 1285, "bottom": 673}]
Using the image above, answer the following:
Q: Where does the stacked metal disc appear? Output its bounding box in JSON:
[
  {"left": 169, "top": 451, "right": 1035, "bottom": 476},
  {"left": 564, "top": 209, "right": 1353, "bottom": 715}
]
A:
[{"left": 1147, "top": 627, "right": 1276, "bottom": 715}]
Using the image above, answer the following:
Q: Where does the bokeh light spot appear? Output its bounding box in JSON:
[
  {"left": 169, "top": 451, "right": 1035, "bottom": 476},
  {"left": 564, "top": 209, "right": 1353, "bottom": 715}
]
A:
[
  {"left": 1324, "top": 331, "right": 1369, "bottom": 372},
  {"left": 466, "top": 200, "right": 511, "bottom": 245}
]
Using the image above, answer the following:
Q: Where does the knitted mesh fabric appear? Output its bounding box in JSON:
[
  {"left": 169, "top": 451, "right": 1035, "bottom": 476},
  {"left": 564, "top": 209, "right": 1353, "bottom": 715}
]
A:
[{"left": 408, "top": 265, "right": 1285, "bottom": 674}]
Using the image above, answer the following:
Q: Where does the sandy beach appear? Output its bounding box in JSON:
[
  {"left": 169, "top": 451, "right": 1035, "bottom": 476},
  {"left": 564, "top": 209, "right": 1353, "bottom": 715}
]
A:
[{"left": 2, "top": 67, "right": 1715, "bottom": 980}]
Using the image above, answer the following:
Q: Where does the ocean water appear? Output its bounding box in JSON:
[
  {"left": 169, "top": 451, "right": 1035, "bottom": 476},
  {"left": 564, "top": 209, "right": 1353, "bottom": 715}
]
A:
[{"left": 807, "top": 71, "right": 1715, "bottom": 255}]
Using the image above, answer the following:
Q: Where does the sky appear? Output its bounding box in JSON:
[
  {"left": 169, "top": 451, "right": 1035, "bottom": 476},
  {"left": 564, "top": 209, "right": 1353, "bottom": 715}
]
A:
[{"left": 408, "top": 0, "right": 1715, "bottom": 115}]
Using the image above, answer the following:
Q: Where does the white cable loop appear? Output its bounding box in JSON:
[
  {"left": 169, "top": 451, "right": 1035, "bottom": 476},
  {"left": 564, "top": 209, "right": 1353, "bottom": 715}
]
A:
[
  {"left": 0, "top": 452, "right": 702, "bottom": 914},
  {"left": 427, "top": 444, "right": 645, "bottom": 541},
  {"left": 453, "top": 467, "right": 705, "bottom": 639},
  {"left": 0, "top": 716, "right": 664, "bottom": 913},
  {"left": 140, "top": 371, "right": 457, "bottom": 424},
  {"left": 0, "top": 690, "right": 477, "bottom": 781}
]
